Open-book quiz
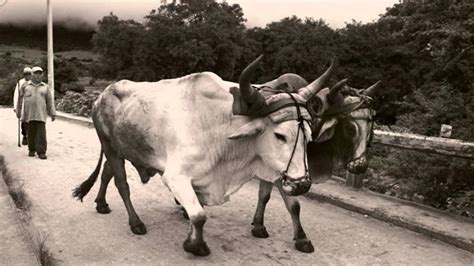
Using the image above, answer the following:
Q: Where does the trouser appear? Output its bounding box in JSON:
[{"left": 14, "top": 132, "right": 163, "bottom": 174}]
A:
[
  {"left": 21, "top": 122, "right": 28, "bottom": 137},
  {"left": 27, "top": 121, "right": 47, "bottom": 155}
]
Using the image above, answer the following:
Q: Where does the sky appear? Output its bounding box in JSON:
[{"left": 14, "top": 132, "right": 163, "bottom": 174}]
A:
[{"left": 0, "top": 0, "right": 400, "bottom": 29}]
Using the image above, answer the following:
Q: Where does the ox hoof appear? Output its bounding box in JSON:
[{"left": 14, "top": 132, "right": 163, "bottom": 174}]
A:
[
  {"left": 130, "top": 222, "right": 147, "bottom": 235},
  {"left": 251, "top": 225, "right": 269, "bottom": 238},
  {"left": 295, "top": 239, "right": 314, "bottom": 253},
  {"left": 183, "top": 238, "right": 210, "bottom": 256},
  {"left": 96, "top": 203, "right": 111, "bottom": 214}
]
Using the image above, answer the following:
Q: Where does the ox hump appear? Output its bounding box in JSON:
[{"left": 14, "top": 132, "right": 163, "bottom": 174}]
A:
[
  {"left": 109, "top": 80, "right": 134, "bottom": 101},
  {"left": 180, "top": 72, "right": 229, "bottom": 100}
]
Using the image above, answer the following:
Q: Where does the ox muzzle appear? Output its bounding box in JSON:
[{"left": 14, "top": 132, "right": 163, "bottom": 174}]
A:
[
  {"left": 345, "top": 155, "right": 368, "bottom": 174},
  {"left": 281, "top": 172, "right": 312, "bottom": 196}
]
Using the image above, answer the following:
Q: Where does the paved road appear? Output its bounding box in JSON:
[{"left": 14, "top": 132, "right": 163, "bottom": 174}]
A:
[{"left": 0, "top": 108, "right": 473, "bottom": 265}]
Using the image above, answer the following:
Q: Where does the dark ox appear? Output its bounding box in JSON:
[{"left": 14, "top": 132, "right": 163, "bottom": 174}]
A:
[
  {"left": 72, "top": 56, "right": 338, "bottom": 256},
  {"left": 250, "top": 76, "right": 381, "bottom": 253}
]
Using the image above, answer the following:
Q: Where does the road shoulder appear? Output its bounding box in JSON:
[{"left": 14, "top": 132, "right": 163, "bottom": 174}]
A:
[{"left": 0, "top": 166, "right": 40, "bottom": 265}]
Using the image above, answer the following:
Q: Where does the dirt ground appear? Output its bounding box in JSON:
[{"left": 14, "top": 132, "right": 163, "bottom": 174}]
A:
[{"left": 0, "top": 107, "right": 473, "bottom": 265}]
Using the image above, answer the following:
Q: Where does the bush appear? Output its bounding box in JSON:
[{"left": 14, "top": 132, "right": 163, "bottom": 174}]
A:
[
  {"left": 0, "top": 54, "right": 27, "bottom": 105},
  {"left": 66, "top": 82, "right": 85, "bottom": 93},
  {"left": 0, "top": 76, "right": 17, "bottom": 106},
  {"left": 39, "top": 56, "right": 79, "bottom": 95},
  {"left": 366, "top": 145, "right": 474, "bottom": 218},
  {"left": 55, "top": 90, "right": 100, "bottom": 117}
]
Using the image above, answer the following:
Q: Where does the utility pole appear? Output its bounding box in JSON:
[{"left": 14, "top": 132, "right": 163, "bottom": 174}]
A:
[{"left": 47, "top": 0, "right": 54, "bottom": 100}]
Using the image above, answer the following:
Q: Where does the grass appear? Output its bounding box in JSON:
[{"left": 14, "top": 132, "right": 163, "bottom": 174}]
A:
[
  {"left": 34, "top": 233, "right": 58, "bottom": 266},
  {"left": 0, "top": 155, "right": 58, "bottom": 265},
  {"left": 0, "top": 156, "right": 30, "bottom": 211},
  {"left": 0, "top": 44, "right": 45, "bottom": 64},
  {"left": 0, "top": 44, "right": 98, "bottom": 62}
]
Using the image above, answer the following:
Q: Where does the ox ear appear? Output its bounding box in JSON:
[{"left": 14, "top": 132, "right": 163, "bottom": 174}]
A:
[
  {"left": 314, "top": 118, "right": 338, "bottom": 143},
  {"left": 228, "top": 119, "right": 265, "bottom": 140}
]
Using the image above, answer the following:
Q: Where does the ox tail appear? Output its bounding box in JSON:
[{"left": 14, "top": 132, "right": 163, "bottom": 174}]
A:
[{"left": 72, "top": 149, "right": 104, "bottom": 202}]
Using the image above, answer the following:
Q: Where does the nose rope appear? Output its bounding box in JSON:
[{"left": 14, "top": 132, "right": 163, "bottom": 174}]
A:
[{"left": 283, "top": 93, "right": 308, "bottom": 178}]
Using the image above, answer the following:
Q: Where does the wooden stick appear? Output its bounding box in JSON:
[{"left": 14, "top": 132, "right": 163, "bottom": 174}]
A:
[{"left": 17, "top": 119, "right": 21, "bottom": 147}]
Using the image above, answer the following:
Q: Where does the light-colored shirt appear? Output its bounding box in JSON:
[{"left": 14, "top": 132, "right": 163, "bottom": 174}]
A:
[
  {"left": 13, "top": 78, "right": 28, "bottom": 117},
  {"left": 17, "top": 81, "right": 56, "bottom": 122}
]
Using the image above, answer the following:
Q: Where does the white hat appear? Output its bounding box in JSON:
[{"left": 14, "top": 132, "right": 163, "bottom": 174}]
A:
[
  {"left": 32, "top": 66, "right": 43, "bottom": 73},
  {"left": 23, "top": 67, "right": 32, "bottom": 74}
]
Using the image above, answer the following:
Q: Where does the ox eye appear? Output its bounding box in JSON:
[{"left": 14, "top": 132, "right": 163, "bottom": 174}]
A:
[{"left": 274, "top": 133, "right": 287, "bottom": 142}]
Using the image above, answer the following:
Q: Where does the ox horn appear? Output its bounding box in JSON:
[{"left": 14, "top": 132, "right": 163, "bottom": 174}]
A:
[
  {"left": 298, "top": 58, "right": 337, "bottom": 100},
  {"left": 239, "top": 55, "right": 264, "bottom": 106},
  {"left": 328, "top": 78, "right": 348, "bottom": 104},
  {"left": 363, "top": 80, "right": 382, "bottom": 97}
]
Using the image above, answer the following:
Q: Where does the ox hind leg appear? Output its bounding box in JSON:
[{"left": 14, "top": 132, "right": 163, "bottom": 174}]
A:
[
  {"left": 163, "top": 173, "right": 210, "bottom": 256},
  {"left": 105, "top": 152, "right": 147, "bottom": 235},
  {"left": 276, "top": 180, "right": 314, "bottom": 253},
  {"left": 251, "top": 180, "right": 273, "bottom": 238},
  {"left": 93, "top": 161, "right": 159, "bottom": 215},
  {"left": 94, "top": 160, "right": 114, "bottom": 214}
]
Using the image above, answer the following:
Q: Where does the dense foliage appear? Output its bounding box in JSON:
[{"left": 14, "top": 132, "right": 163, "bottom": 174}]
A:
[
  {"left": 90, "top": 0, "right": 473, "bottom": 140},
  {"left": 0, "top": 54, "right": 81, "bottom": 104},
  {"left": 0, "top": 53, "right": 26, "bottom": 105},
  {"left": 91, "top": 0, "right": 247, "bottom": 81},
  {"left": 38, "top": 56, "right": 81, "bottom": 95}
]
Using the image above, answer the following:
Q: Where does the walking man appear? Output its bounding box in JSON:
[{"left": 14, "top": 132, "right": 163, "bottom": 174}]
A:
[
  {"left": 16, "top": 66, "right": 56, "bottom": 159},
  {"left": 13, "top": 67, "right": 32, "bottom": 145}
]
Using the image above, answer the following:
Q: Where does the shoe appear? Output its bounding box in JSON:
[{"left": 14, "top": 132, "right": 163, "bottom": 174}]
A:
[
  {"left": 28, "top": 151, "right": 35, "bottom": 157},
  {"left": 22, "top": 136, "right": 28, "bottom": 145},
  {"left": 38, "top": 153, "right": 47, "bottom": 160}
]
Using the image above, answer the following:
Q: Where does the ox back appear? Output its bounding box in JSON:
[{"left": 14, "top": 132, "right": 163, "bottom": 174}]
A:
[{"left": 93, "top": 72, "right": 262, "bottom": 206}]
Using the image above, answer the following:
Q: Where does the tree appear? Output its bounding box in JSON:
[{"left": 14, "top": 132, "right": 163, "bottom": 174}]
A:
[
  {"left": 131, "top": 0, "right": 247, "bottom": 81},
  {"left": 91, "top": 13, "right": 145, "bottom": 79},
  {"left": 244, "top": 16, "right": 338, "bottom": 83},
  {"left": 39, "top": 56, "right": 79, "bottom": 96}
]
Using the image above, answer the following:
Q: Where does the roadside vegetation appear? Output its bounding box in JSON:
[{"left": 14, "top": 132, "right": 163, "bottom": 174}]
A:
[
  {"left": 0, "top": 156, "right": 57, "bottom": 265},
  {"left": 0, "top": 156, "right": 31, "bottom": 211}
]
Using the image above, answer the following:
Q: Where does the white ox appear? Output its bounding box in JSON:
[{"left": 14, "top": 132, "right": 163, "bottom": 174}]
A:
[{"left": 73, "top": 56, "right": 335, "bottom": 256}]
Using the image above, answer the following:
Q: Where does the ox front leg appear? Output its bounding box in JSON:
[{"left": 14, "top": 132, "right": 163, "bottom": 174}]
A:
[
  {"left": 276, "top": 181, "right": 314, "bottom": 253},
  {"left": 108, "top": 157, "right": 147, "bottom": 235},
  {"left": 251, "top": 180, "right": 273, "bottom": 238},
  {"left": 164, "top": 174, "right": 210, "bottom": 257}
]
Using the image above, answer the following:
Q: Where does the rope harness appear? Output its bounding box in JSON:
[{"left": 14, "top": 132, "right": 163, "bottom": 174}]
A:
[
  {"left": 282, "top": 92, "right": 309, "bottom": 181},
  {"left": 312, "top": 92, "right": 375, "bottom": 148},
  {"left": 253, "top": 85, "right": 311, "bottom": 178}
]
